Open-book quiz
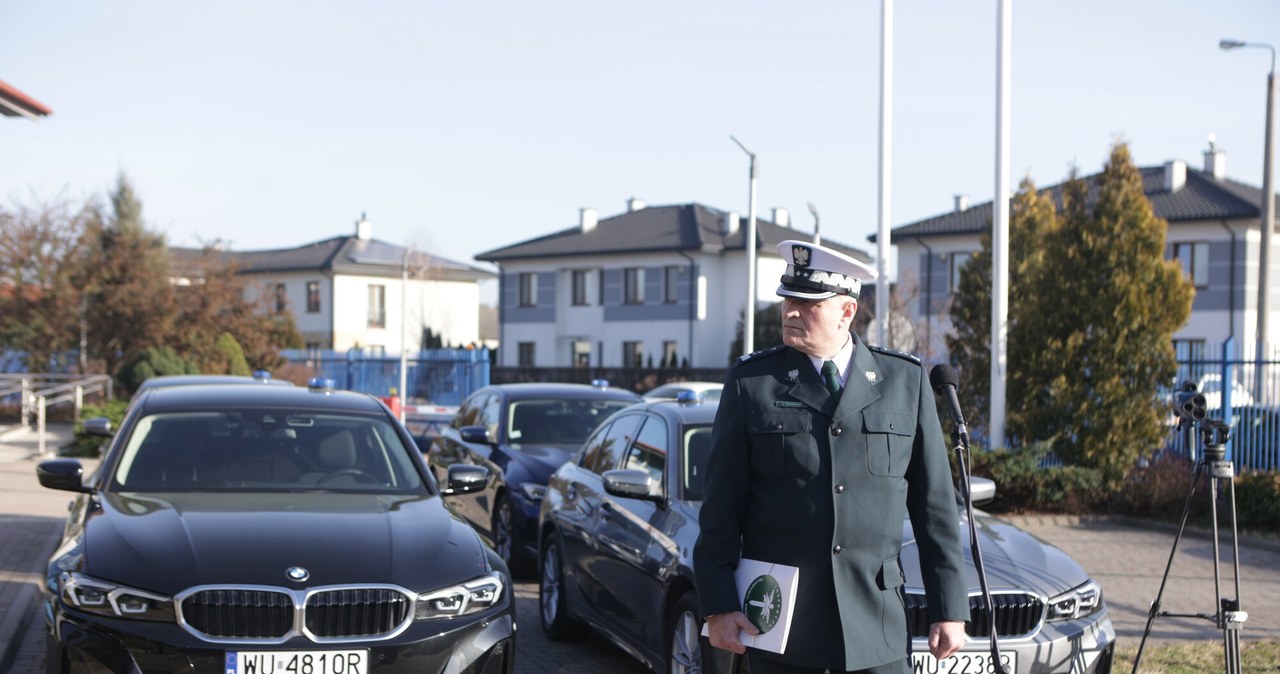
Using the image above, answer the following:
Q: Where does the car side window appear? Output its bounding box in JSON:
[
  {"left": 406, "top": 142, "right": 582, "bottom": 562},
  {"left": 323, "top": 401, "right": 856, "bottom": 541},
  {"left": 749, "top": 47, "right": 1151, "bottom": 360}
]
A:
[
  {"left": 622, "top": 414, "right": 667, "bottom": 485},
  {"left": 454, "top": 392, "right": 487, "bottom": 429},
  {"left": 581, "top": 413, "right": 642, "bottom": 475}
]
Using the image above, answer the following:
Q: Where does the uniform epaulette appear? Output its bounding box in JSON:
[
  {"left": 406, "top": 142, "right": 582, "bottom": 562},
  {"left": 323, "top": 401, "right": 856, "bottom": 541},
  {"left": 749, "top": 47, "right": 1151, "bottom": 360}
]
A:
[
  {"left": 737, "top": 343, "right": 786, "bottom": 363},
  {"left": 868, "top": 344, "right": 921, "bottom": 365}
]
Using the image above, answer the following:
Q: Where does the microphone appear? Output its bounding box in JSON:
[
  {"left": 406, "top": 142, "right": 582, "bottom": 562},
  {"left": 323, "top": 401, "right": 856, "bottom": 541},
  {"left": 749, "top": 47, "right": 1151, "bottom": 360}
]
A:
[{"left": 928, "top": 364, "right": 968, "bottom": 441}]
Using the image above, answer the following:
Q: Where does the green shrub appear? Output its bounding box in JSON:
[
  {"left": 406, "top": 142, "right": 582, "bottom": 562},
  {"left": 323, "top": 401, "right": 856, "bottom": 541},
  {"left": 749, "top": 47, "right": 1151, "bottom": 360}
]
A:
[
  {"left": 1113, "top": 452, "right": 1204, "bottom": 521},
  {"left": 1234, "top": 470, "right": 1280, "bottom": 534},
  {"left": 968, "top": 443, "right": 1106, "bottom": 513},
  {"left": 117, "top": 346, "right": 200, "bottom": 393}
]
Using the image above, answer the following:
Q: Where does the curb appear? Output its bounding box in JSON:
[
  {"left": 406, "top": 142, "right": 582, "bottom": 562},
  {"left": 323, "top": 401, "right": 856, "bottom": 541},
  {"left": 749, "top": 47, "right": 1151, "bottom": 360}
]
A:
[{"left": 999, "top": 512, "right": 1280, "bottom": 554}]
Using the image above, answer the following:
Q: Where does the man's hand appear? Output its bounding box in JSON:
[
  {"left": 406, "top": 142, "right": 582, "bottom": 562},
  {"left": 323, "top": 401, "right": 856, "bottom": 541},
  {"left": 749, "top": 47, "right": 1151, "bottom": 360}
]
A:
[
  {"left": 705, "top": 611, "right": 758, "bottom": 654},
  {"left": 928, "top": 620, "right": 967, "bottom": 660}
]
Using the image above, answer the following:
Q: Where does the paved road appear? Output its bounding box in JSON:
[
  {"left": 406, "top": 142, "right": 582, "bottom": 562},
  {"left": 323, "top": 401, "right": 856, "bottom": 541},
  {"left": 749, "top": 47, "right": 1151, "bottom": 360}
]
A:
[{"left": 3, "top": 424, "right": 1278, "bottom": 673}]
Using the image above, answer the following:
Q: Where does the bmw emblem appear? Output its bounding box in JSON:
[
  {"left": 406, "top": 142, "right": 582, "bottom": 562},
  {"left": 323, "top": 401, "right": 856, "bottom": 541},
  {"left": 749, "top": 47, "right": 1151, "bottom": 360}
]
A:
[{"left": 286, "top": 566, "right": 310, "bottom": 583}]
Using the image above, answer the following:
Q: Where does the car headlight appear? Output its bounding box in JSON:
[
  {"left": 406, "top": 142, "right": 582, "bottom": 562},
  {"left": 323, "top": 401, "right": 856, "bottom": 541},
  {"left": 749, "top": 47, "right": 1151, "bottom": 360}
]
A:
[
  {"left": 1047, "top": 579, "right": 1103, "bottom": 621},
  {"left": 519, "top": 483, "right": 548, "bottom": 501},
  {"left": 60, "top": 572, "right": 175, "bottom": 622},
  {"left": 415, "top": 571, "right": 505, "bottom": 620}
]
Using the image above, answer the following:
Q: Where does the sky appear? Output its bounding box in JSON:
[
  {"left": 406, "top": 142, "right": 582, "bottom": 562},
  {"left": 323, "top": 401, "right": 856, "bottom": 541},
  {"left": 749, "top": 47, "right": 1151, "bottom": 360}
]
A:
[{"left": 3, "top": 1, "right": 1279, "bottom": 303}]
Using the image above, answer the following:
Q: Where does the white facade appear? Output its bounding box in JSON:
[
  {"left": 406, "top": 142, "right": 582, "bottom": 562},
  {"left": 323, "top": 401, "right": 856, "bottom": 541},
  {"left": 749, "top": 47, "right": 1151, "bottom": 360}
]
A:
[
  {"left": 244, "top": 271, "right": 483, "bottom": 354},
  {"left": 892, "top": 199, "right": 1279, "bottom": 362},
  {"left": 494, "top": 250, "right": 787, "bottom": 369}
]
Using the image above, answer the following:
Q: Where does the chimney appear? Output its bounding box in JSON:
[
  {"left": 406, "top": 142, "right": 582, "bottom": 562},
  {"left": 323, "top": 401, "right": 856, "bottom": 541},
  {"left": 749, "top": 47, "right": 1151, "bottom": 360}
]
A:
[
  {"left": 954, "top": 194, "right": 970, "bottom": 212},
  {"left": 1204, "top": 134, "right": 1227, "bottom": 180},
  {"left": 627, "top": 197, "right": 646, "bottom": 212},
  {"left": 723, "top": 211, "right": 740, "bottom": 236},
  {"left": 355, "top": 212, "right": 373, "bottom": 240},
  {"left": 580, "top": 207, "right": 598, "bottom": 233},
  {"left": 773, "top": 207, "right": 790, "bottom": 227},
  {"left": 1164, "top": 160, "right": 1187, "bottom": 193}
]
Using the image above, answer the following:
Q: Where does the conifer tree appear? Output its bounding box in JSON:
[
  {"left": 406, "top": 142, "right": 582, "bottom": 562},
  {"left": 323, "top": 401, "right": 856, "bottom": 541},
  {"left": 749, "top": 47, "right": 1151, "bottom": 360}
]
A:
[
  {"left": 74, "top": 174, "right": 177, "bottom": 376},
  {"left": 1015, "top": 142, "right": 1193, "bottom": 481}
]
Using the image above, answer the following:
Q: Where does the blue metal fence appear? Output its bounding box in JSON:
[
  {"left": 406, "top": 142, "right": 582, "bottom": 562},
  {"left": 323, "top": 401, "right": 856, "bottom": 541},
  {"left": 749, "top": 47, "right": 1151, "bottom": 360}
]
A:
[
  {"left": 279, "top": 348, "right": 491, "bottom": 408},
  {"left": 1166, "top": 337, "right": 1280, "bottom": 472}
]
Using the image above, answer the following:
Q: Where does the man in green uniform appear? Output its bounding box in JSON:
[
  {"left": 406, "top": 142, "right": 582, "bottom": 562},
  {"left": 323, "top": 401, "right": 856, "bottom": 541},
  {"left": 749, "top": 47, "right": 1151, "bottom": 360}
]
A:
[{"left": 694, "top": 239, "right": 970, "bottom": 674}]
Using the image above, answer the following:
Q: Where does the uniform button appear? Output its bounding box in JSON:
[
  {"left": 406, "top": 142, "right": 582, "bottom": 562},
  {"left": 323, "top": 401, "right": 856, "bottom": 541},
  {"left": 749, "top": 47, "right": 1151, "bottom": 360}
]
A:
[
  {"left": 834, "top": 484, "right": 845, "bottom": 494},
  {"left": 774, "top": 422, "right": 783, "bottom": 430},
  {"left": 833, "top": 545, "right": 843, "bottom": 554},
  {"left": 831, "top": 426, "right": 843, "bottom": 437},
  {"left": 889, "top": 422, "right": 896, "bottom": 430}
]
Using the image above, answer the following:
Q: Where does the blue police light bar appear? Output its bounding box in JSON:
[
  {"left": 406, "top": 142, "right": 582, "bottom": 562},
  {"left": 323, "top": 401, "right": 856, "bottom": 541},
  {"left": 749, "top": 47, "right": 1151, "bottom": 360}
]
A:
[
  {"left": 590, "top": 379, "right": 609, "bottom": 389},
  {"left": 676, "top": 390, "right": 704, "bottom": 405},
  {"left": 308, "top": 377, "right": 336, "bottom": 393},
  {"left": 252, "top": 370, "right": 272, "bottom": 381}
]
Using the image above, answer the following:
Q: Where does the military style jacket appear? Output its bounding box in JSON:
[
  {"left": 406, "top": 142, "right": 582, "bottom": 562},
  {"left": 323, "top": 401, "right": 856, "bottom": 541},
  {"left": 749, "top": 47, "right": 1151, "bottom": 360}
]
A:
[{"left": 693, "top": 333, "right": 970, "bottom": 670}]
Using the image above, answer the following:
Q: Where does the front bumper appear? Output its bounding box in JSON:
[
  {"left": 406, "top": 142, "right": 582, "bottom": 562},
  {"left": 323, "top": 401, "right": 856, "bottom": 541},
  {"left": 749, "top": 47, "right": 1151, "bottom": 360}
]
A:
[
  {"left": 46, "top": 602, "right": 515, "bottom": 674},
  {"left": 911, "top": 607, "right": 1116, "bottom": 674}
]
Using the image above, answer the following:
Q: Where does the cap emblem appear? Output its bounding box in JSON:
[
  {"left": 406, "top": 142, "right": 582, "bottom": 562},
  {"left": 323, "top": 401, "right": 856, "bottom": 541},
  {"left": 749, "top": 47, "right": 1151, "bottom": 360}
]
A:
[{"left": 792, "top": 245, "right": 811, "bottom": 268}]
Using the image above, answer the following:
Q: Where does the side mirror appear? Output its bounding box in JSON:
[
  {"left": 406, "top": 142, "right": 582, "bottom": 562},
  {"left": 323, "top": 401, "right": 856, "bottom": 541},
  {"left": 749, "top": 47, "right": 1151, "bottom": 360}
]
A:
[
  {"left": 83, "top": 417, "right": 113, "bottom": 437},
  {"left": 459, "top": 426, "right": 492, "bottom": 444},
  {"left": 37, "top": 459, "right": 94, "bottom": 494},
  {"left": 968, "top": 476, "right": 996, "bottom": 507},
  {"left": 602, "top": 469, "right": 661, "bottom": 502},
  {"left": 443, "top": 464, "right": 489, "bottom": 496}
]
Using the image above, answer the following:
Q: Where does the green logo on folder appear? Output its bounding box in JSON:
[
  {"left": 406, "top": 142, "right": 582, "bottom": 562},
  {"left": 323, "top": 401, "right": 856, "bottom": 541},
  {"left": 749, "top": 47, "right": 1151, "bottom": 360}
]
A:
[{"left": 742, "top": 574, "right": 782, "bottom": 634}]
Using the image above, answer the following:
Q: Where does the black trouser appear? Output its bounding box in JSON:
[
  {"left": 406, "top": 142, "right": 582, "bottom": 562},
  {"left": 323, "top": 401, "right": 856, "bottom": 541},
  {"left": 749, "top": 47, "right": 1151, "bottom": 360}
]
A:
[{"left": 746, "top": 654, "right": 910, "bottom": 674}]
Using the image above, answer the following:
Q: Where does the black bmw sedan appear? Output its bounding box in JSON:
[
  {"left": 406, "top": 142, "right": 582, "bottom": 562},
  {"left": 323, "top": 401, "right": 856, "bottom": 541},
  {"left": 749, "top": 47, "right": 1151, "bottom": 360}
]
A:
[
  {"left": 37, "top": 380, "right": 514, "bottom": 674},
  {"left": 427, "top": 382, "right": 640, "bottom": 575}
]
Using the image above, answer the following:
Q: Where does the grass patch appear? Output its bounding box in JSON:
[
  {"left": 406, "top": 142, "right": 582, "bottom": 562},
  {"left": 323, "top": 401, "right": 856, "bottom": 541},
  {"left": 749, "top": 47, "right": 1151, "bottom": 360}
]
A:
[{"left": 1114, "top": 640, "right": 1279, "bottom": 673}]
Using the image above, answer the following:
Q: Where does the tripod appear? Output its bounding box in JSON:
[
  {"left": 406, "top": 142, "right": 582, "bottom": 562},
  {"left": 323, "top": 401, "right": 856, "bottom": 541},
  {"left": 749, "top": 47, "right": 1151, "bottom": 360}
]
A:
[{"left": 1132, "top": 417, "right": 1247, "bottom": 674}]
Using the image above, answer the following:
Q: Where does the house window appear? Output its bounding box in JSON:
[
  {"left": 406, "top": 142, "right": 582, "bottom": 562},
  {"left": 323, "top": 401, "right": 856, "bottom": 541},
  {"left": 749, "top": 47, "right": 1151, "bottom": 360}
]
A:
[
  {"left": 950, "top": 252, "right": 971, "bottom": 293},
  {"left": 519, "top": 273, "right": 537, "bottom": 307},
  {"left": 367, "top": 284, "right": 386, "bottom": 328},
  {"left": 663, "top": 341, "right": 678, "bottom": 368},
  {"left": 306, "top": 281, "right": 320, "bottom": 313},
  {"left": 274, "top": 283, "right": 287, "bottom": 314},
  {"left": 572, "top": 270, "right": 591, "bottom": 306},
  {"left": 624, "top": 268, "right": 645, "bottom": 304},
  {"left": 1171, "top": 242, "right": 1208, "bottom": 288},
  {"left": 518, "top": 342, "right": 536, "bottom": 367},
  {"left": 664, "top": 266, "right": 680, "bottom": 303},
  {"left": 572, "top": 340, "right": 591, "bottom": 367},
  {"left": 623, "top": 341, "right": 643, "bottom": 367}
]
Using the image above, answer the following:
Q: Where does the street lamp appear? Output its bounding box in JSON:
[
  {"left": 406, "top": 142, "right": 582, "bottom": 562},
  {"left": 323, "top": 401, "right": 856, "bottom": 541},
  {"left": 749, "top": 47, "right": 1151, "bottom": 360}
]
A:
[
  {"left": 731, "top": 135, "right": 760, "bottom": 356},
  {"left": 1220, "top": 38, "right": 1277, "bottom": 387}
]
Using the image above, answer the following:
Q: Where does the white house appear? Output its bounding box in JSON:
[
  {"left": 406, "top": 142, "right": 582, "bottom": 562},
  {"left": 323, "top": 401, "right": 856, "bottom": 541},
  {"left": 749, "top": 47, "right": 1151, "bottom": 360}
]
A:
[
  {"left": 476, "top": 199, "right": 874, "bottom": 368},
  {"left": 887, "top": 142, "right": 1280, "bottom": 364},
  {"left": 173, "top": 216, "right": 495, "bottom": 354}
]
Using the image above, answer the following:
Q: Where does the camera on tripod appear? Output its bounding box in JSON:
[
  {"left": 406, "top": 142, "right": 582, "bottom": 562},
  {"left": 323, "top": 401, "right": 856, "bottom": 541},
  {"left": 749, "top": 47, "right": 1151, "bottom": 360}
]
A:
[
  {"left": 1173, "top": 381, "right": 1208, "bottom": 423},
  {"left": 1135, "top": 380, "right": 1246, "bottom": 674}
]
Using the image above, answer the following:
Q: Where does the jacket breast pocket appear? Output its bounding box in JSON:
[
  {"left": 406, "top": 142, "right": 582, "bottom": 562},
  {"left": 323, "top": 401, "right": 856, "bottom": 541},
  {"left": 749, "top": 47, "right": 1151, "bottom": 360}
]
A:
[
  {"left": 748, "top": 411, "right": 817, "bottom": 478},
  {"left": 863, "top": 412, "right": 913, "bottom": 477}
]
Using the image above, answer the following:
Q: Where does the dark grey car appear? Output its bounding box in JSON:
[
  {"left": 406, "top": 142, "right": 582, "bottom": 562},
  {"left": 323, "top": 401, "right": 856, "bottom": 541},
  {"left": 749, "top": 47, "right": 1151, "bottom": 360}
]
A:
[{"left": 538, "top": 396, "right": 1115, "bottom": 674}]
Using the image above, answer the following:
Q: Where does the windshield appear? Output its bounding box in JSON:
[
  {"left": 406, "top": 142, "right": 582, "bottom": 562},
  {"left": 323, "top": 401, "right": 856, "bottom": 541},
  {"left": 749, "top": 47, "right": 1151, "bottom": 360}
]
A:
[
  {"left": 112, "top": 410, "right": 425, "bottom": 492},
  {"left": 507, "top": 398, "right": 635, "bottom": 446}
]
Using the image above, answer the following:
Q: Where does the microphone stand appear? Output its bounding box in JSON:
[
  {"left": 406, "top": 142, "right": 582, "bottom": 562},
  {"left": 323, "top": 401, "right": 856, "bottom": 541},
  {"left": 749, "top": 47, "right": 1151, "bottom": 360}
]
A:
[{"left": 950, "top": 423, "right": 1009, "bottom": 674}]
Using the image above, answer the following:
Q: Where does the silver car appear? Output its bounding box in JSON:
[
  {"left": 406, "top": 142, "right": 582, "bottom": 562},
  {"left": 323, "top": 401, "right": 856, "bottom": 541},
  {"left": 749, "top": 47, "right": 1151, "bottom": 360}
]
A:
[{"left": 539, "top": 397, "right": 1115, "bottom": 674}]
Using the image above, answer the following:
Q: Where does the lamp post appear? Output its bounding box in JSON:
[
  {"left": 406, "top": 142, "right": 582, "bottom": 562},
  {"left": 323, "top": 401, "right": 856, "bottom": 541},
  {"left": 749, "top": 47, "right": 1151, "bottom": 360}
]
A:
[
  {"left": 731, "top": 135, "right": 759, "bottom": 356},
  {"left": 807, "top": 202, "right": 821, "bottom": 245},
  {"left": 1220, "top": 38, "right": 1276, "bottom": 388}
]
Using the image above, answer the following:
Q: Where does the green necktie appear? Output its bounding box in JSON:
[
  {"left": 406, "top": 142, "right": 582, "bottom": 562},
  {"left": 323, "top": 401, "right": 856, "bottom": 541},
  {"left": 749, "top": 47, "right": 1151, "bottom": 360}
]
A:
[{"left": 821, "top": 360, "right": 842, "bottom": 397}]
